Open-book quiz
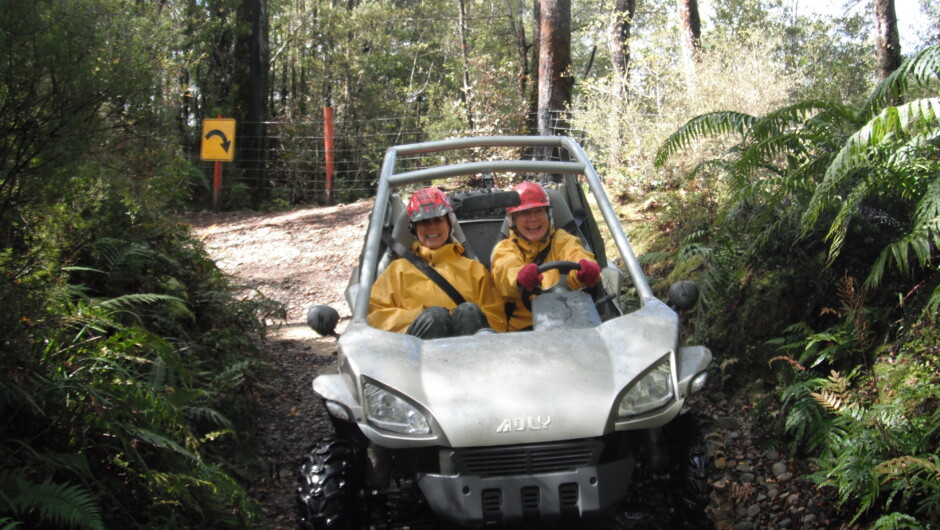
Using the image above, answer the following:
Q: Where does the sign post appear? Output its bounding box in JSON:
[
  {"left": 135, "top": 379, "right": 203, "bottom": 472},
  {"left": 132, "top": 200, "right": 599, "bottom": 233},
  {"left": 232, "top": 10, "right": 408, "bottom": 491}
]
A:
[
  {"left": 200, "top": 117, "right": 237, "bottom": 211},
  {"left": 323, "top": 107, "right": 334, "bottom": 205}
]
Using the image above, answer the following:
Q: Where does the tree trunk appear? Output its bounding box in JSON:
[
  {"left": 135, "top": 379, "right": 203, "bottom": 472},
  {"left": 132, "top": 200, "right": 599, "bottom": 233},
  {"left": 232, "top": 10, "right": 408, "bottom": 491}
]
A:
[
  {"left": 234, "top": 0, "right": 270, "bottom": 205},
  {"left": 537, "top": 0, "right": 571, "bottom": 145},
  {"left": 874, "top": 0, "right": 902, "bottom": 82},
  {"left": 611, "top": 0, "right": 636, "bottom": 97},
  {"left": 505, "top": 0, "right": 530, "bottom": 107},
  {"left": 527, "top": 0, "right": 540, "bottom": 135},
  {"left": 677, "top": 0, "right": 701, "bottom": 63},
  {"left": 457, "top": 0, "right": 474, "bottom": 130}
]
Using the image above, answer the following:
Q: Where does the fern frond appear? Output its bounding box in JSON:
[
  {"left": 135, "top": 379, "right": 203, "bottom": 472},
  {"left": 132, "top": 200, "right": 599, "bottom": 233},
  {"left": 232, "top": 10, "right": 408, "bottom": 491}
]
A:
[
  {"left": 874, "top": 455, "right": 940, "bottom": 480},
  {"left": 123, "top": 426, "right": 201, "bottom": 462},
  {"left": 0, "top": 516, "right": 23, "bottom": 530},
  {"left": 61, "top": 266, "right": 106, "bottom": 275},
  {"left": 7, "top": 476, "right": 103, "bottom": 530},
  {"left": 823, "top": 173, "right": 875, "bottom": 265},
  {"left": 737, "top": 132, "right": 820, "bottom": 171},
  {"left": 870, "top": 512, "right": 922, "bottom": 530},
  {"left": 803, "top": 97, "right": 940, "bottom": 233},
  {"left": 864, "top": 44, "right": 940, "bottom": 116},
  {"left": 810, "top": 370, "right": 856, "bottom": 414},
  {"left": 865, "top": 175, "right": 940, "bottom": 288},
  {"left": 654, "top": 111, "right": 757, "bottom": 167},
  {"left": 184, "top": 405, "right": 234, "bottom": 430},
  {"left": 686, "top": 158, "right": 733, "bottom": 181},
  {"left": 750, "top": 99, "right": 845, "bottom": 142},
  {"left": 96, "top": 293, "right": 184, "bottom": 312},
  {"left": 811, "top": 389, "right": 846, "bottom": 412},
  {"left": 93, "top": 237, "right": 169, "bottom": 272},
  {"left": 922, "top": 283, "right": 940, "bottom": 320}
]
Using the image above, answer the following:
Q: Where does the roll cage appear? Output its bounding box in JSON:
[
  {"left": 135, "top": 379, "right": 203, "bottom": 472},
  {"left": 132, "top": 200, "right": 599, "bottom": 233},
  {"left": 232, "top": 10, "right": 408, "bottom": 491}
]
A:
[{"left": 349, "top": 136, "right": 653, "bottom": 324}]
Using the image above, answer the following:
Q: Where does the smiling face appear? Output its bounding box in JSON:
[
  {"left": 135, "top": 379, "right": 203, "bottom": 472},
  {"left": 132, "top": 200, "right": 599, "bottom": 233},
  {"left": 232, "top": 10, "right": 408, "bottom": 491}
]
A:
[
  {"left": 513, "top": 207, "right": 550, "bottom": 242},
  {"left": 414, "top": 215, "right": 451, "bottom": 249}
]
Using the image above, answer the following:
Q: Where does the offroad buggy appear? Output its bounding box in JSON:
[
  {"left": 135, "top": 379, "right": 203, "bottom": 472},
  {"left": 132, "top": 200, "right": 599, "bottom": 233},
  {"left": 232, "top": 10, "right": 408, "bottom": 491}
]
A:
[{"left": 299, "top": 136, "right": 712, "bottom": 528}]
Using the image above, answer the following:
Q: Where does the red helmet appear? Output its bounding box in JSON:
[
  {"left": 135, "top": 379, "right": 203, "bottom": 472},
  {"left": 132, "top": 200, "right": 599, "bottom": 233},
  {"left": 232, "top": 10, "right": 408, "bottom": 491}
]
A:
[
  {"left": 506, "top": 181, "right": 550, "bottom": 215},
  {"left": 407, "top": 187, "right": 453, "bottom": 222}
]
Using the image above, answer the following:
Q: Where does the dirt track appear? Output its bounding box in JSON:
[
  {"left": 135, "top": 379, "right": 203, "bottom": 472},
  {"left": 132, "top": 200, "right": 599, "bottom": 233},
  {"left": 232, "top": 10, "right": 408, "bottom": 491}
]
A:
[
  {"left": 190, "top": 201, "right": 846, "bottom": 530},
  {"left": 190, "top": 201, "right": 372, "bottom": 528}
]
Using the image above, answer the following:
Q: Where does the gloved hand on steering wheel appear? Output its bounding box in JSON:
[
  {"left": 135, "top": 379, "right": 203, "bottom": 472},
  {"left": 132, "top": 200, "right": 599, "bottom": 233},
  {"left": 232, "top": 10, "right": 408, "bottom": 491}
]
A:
[
  {"left": 576, "top": 259, "right": 601, "bottom": 287},
  {"left": 517, "top": 263, "right": 543, "bottom": 291}
]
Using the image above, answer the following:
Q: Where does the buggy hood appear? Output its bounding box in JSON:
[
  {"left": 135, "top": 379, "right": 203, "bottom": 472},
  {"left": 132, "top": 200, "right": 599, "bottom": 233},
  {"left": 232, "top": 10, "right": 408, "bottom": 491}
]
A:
[{"left": 315, "top": 299, "right": 700, "bottom": 449}]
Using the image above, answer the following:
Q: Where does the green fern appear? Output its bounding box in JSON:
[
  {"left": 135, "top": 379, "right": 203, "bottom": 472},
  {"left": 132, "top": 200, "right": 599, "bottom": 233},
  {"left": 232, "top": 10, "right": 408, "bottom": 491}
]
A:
[
  {"left": 802, "top": 97, "right": 940, "bottom": 242},
  {"left": 657, "top": 46, "right": 940, "bottom": 323},
  {"left": 0, "top": 517, "right": 21, "bottom": 530},
  {"left": 870, "top": 512, "right": 923, "bottom": 530},
  {"left": 863, "top": 45, "right": 940, "bottom": 116},
  {"left": 654, "top": 110, "right": 757, "bottom": 167},
  {"left": 0, "top": 471, "right": 103, "bottom": 530},
  {"left": 866, "top": 175, "right": 940, "bottom": 290}
]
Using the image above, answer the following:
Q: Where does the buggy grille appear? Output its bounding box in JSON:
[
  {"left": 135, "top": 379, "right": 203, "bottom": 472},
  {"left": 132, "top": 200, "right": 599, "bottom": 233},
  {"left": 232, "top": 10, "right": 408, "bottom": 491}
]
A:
[{"left": 452, "top": 441, "right": 603, "bottom": 477}]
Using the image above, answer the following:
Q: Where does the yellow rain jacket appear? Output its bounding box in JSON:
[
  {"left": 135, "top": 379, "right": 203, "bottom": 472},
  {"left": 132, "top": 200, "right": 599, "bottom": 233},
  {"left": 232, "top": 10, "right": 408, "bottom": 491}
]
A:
[
  {"left": 368, "top": 241, "right": 507, "bottom": 333},
  {"left": 490, "top": 228, "right": 595, "bottom": 331}
]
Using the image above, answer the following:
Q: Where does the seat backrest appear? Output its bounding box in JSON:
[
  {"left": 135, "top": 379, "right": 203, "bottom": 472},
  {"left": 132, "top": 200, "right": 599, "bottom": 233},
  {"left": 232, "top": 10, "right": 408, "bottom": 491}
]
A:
[{"left": 459, "top": 219, "right": 505, "bottom": 269}]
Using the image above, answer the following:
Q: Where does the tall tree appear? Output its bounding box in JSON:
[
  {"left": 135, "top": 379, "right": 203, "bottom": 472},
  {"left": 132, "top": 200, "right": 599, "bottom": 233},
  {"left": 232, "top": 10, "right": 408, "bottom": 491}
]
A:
[
  {"left": 458, "top": 0, "right": 475, "bottom": 129},
  {"left": 611, "top": 0, "right": 637, "bottom": 97},
  {"left": 874, "top": 0, "right": 902, "bottom": 82},
  {"left": 234, "top": 0, "right": 270, "bottom": 205},
  {"left": 506, "top": 0, "right": 531, "bottom": 110},
  {"left": 677, "top": 0, "right": 702, "bottom": 64},
  {"left": 537, "top": 0, "right": 572, "bottom": 142},
  {"left": 528, "top": 0, "right": 541, "bottom": 134}
]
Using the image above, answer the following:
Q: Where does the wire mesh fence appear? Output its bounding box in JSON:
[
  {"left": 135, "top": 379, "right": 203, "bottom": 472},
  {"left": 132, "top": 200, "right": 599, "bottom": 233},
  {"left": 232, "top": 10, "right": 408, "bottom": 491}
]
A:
[{"left": 193, "top": 111, "right": 584, "bottom": 207}]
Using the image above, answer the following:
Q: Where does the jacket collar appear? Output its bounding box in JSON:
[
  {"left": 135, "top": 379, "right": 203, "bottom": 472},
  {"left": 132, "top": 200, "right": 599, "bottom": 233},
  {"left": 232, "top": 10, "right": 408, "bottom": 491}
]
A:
[
  {"left": 412, "top": 240, "right": 465, "bottom": 263},
  {"left": 509, "top": 229, "right": 555, "bottom": 259}
]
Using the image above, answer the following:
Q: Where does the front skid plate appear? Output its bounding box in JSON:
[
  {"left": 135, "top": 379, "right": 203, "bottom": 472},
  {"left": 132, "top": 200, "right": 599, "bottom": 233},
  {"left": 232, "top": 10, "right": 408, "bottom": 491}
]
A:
[{"left": 416, "top": 458, "right": 635, "bottom": 526}]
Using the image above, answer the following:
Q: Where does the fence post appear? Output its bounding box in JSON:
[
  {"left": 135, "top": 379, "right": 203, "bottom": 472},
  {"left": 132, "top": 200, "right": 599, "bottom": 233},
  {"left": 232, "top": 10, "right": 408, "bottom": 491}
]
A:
[
  {"left": 323, "top": 106, "right": 335, "bottom": 205},
  {"left": 213, "top": 114, "right": 223, "bottom": 211}
]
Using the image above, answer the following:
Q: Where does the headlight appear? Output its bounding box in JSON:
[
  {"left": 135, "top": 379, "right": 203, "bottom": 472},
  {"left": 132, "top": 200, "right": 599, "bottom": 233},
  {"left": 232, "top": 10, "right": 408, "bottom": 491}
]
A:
[
  {"left": 364, "top": 382, "right": 431, "bottom": 435},
  {"left": 618, "top": 358, "right": 674, "bottom": 417}
]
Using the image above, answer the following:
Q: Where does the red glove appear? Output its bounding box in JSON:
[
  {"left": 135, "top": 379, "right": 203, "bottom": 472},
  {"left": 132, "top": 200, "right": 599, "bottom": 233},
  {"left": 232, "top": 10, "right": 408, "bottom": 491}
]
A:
[
  {"left": 517, "top": 263, "right": 543, "bottom": 291},
  {"left": 576, "top": 259, "right": 601, "bottom": 287}
]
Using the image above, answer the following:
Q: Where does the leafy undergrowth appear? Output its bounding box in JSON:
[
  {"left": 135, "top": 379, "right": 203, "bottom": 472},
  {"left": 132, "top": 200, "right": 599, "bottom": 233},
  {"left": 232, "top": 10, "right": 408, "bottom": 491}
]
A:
[{"left": 1, "top": 220, "right": 284, "bottom": 528}]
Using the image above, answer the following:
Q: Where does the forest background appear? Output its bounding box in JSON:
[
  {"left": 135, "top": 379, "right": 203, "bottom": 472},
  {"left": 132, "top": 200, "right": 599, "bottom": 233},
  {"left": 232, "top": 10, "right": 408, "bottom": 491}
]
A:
[{"left": 1, "top": 0, "right": 939, "bottom": 528}]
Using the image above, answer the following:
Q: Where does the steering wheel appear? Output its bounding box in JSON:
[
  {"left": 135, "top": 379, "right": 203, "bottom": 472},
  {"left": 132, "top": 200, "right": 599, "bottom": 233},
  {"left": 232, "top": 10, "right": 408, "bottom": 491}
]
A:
[{"left": 520, "top": 260, "right": 585, "bottom": 312}]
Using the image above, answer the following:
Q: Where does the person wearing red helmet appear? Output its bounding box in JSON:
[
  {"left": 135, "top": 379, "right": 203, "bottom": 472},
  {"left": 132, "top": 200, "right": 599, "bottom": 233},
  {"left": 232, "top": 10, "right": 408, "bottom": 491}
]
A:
[
  {"left": 490, "top": 181, "right": 601, "bottom": 331},
  {"left": 368, "top": 187, "right": 506, "bottom": 338}
]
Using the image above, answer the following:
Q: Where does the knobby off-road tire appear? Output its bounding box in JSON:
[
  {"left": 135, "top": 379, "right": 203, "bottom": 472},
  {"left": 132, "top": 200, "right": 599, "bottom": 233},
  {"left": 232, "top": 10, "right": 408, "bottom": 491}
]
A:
[
  {"left": 666, "top": 412, "right": 714, "bottom": 530},
  {"left": 296, "top": 438, "right": 364, "bottom": 530}
]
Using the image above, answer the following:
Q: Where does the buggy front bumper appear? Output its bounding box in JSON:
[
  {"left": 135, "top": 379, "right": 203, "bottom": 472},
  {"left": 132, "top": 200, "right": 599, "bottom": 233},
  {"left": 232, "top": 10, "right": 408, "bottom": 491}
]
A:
[{"left": 417, "top": 457, "right": 634, "bottom": 526}]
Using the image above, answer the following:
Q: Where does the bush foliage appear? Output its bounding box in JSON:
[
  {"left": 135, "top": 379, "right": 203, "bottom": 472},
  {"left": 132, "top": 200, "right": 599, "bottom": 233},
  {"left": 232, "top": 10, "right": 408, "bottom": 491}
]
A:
[
  {"left": 653, "top": 44, "right": 940, "bottom": 526},
  {"left": 0, "top": 1, "right": 281, "bottom": 527}
]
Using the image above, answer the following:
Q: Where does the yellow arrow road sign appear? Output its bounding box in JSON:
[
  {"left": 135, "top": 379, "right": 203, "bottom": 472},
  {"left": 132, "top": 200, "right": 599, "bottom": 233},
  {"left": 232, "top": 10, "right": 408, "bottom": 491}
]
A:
[{"left": 200, "top": 118, "right": 237, "bottom": 161}]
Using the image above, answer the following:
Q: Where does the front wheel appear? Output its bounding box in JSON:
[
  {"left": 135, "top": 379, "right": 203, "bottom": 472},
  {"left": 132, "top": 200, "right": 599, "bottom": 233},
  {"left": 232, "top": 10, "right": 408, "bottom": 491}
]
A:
[
  {"left": 296, "top": 438, "right": 364, "bottom": 530},
  {"left": 665, "top": 413, "right": 713, "bottom": 529}
]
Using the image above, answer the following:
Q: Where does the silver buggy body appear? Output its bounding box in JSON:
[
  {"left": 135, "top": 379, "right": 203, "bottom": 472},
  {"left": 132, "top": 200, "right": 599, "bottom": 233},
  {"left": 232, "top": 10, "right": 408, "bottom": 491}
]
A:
[{"left": 302, "top": 136, "right": 711, "bottom": 528}]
